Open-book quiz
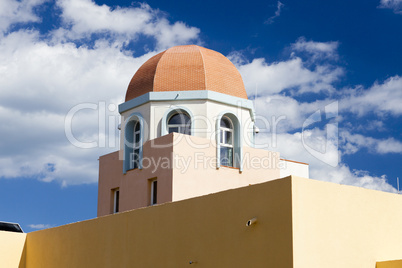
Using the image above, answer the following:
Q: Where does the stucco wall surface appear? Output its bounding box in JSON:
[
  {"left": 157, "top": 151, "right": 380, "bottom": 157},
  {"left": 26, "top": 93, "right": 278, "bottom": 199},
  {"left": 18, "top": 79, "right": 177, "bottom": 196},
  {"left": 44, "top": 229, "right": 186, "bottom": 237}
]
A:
[
  {"left": 376, "top": 259, "right": 402, "bottom": 268},
  {"left": 0, "top": 231, "right": 26, "bottom": 268},
  {"left": 172, "top": 134, "right": 281, "bottom": 201},
  {"left": 292, "top": 176, "right": 402, "bottom": 268},
  {"left": 23, "top": 177, "right": 293, "bottom": 268},
  {"left": 98, "top": 134, "right": 174, "bottom": 216}
]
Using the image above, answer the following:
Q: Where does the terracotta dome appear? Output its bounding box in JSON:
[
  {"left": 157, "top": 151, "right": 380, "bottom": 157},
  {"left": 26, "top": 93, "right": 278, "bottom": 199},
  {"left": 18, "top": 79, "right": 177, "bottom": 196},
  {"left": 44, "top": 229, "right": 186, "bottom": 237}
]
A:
[{"left": 125, "top": 45, "right": 248, "bottom": 101}]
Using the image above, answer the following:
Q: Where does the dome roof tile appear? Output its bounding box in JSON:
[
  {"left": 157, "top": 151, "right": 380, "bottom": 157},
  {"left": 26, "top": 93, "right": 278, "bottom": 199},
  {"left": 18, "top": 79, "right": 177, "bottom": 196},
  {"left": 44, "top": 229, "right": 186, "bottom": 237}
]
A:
[{"left": 125, "top": 45, "right": 247, "bottom": 101}]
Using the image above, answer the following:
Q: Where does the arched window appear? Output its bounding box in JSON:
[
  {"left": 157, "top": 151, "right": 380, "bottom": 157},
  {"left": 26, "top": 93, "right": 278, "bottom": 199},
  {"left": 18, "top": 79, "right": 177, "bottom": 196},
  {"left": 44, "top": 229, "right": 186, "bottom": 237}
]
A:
[
  {"left": 167, "top": 113, "right": 191, "bottom": 135},
  {"left": 132, "top": 121, "right": 141, "bottom": 169},
  {"left": 123, "top": 113, "right": 144, "bottom": 174},
  {"left": 161, "top": 107, "right": 193, "bottom": 137},
  {"left": 219, "top": 116, "right": 234, "bottom": 167}
]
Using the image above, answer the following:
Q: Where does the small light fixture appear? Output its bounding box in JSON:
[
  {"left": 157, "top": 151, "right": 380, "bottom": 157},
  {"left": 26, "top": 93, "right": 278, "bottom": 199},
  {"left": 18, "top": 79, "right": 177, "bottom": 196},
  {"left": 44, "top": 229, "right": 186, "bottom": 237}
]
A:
[{"left": 246, "top": 217, "right": 257, "bottom": 227}]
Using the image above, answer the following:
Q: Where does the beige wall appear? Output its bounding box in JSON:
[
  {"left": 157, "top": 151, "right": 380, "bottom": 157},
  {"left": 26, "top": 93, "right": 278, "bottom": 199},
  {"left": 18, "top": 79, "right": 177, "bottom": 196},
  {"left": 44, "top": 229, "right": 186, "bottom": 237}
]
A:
[
  {"left": 171, "top": 134, "right": 281, "bottom": 201},
  {"left": 24, "top": 178, "right": 294, "bottom": 268},
  {"left": 0, "top": 231, "right": 26, "bottom": 268},
  {"left": 292, "top": 176, "right": 402, "bottom": 268}
]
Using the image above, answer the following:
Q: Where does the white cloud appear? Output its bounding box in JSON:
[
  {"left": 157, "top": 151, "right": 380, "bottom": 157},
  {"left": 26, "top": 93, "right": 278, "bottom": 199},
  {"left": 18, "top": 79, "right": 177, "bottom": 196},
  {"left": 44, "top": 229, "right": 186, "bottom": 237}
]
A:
[
  {"left": 28, "top": 223, "right": 52, "bottom": 230},
  {"left": 53, "top": 0, "right": 200, "bottom": 49},
  {"left": 0, "top": 29, "right": 152, "bottom": 112},
  {"left": 257, "top": 131, "right": 397, "bottom": 193},
  {"left": 0, "top": 0, "right": 46, "bottom": 33},
  {"left": 252, "top": 94, "right": 335, "bottom": 133},
  {"left": 265, "top": 1, "right": 284, "bottom": 24},
  {"left": 291, "top": 37, "right": 339, "bottom": 61},
  {"left": 343, "top": 120, "right": 386, "bottom": 133},
  {"left": 0, "top": 29, "right": 155, "bottom": 185},
  {"left": 340, "top": 76, "right": 402, "bottom": 117},
  {"left": 229, "top": 39, "right": 343, "bottom": 96},
  {"left": 0, "top": 0, "right": 201, "bottom": 186},
  {"left": 310, "top": 164, "right": 397, "bottom": 193},
  {"left": 378, "top": 0, "right": 402, "bottom": 14},
  {"left": 235, "top": 57, "right": 343, "bottom": 96},
  {"left": 340, "top": 131, "right": 402, "bottom": 154}
]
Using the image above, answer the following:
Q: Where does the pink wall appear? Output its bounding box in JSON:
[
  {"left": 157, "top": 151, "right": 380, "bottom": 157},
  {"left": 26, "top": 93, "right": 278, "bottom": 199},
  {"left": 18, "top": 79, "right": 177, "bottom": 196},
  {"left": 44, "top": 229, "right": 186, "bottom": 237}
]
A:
[{"left": 98, "top": 134, "right": 174, "bottom": 217}]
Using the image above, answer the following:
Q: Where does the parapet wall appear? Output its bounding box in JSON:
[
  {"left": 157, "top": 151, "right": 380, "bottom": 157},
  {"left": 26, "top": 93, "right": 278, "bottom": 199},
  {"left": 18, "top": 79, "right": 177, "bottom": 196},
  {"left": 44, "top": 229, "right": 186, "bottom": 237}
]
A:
[{"left": 0, "top": 231, "right": 26, "bottom": 267}]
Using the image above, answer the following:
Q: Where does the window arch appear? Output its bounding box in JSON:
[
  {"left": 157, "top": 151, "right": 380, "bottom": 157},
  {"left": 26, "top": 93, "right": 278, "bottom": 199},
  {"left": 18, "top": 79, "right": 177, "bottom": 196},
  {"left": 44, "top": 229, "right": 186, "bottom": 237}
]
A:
[
  {"left": 219, "top": 116, "right": 234, "bottom": 167},
  {"left": 161, "top": 107, "right": 194, "bottom": 136},
  {"left": 167, "top": 112, "right": 191, "bottom": 135},
  {"left": 132, "top": 121, "right": 141, "bottom": 169},
  {"left": 123, "top": 113, "right": 144, "bottom": 173},
  {"left": 216, "top": 112, "right": 243, "bottom": 171}
]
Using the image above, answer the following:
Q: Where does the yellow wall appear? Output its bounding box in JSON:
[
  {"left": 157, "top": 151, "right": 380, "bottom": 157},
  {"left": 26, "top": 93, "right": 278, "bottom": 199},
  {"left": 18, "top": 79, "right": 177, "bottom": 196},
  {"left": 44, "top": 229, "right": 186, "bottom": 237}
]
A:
[
  {"left": 377, "top": 260, "right": 402, "bottom": 268},
  {"left": 24, "top": 178, "right": 293, "bottom": 268},
  {"left": 0, "top": 231, "right": 26, "bottom": 268},
  {"left": 292, "top": 176, "right": 402, "bottom": 268},
  {"left": 18, "top": 177, "right": 402, "bottom": 267}
]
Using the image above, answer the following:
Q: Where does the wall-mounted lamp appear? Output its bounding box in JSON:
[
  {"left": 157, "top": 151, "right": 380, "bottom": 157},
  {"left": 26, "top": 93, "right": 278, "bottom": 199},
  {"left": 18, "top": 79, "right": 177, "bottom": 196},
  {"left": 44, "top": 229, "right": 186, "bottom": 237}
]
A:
[
  {"left": 254, "top": 126, "right": 260, "bottom": 134},
  {"left": 246, "top": 217, "right": 257, "bottom": 227},
  {"left": 117, "top": 123, "right": 121, "bottom": 130}
]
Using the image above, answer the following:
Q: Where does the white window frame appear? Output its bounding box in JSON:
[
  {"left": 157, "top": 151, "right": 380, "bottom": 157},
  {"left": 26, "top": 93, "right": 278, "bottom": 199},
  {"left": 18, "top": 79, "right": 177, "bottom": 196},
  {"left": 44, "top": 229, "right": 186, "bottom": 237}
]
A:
[
  {"left": 167, "top": 112, "right": 191, "bottom": 135},
  {"left": 131, "top": 121, "right": 141, "bottom": 169},
  {"left": 219, "top": 116, "right": 234, "bottom": 167},
  {"left": 123, "top": 113, "right": 144, "bottom": 174}
]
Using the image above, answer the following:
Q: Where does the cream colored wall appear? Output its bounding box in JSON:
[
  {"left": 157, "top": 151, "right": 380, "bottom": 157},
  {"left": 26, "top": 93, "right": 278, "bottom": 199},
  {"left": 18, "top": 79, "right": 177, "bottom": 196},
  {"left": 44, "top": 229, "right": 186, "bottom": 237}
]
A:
[
  {"left": 0, "top": 231, "right": 26, "bottom": 268},
  {"left": 279, "top": 160, "right": 309, "bottom": 178},
  {"left": 171, "top": 134, "right": 281, "bottom": 202},
  {"left": 292, "top": 176, "right": 402, "bottom": 268},
  {"left": 24, "top": 178, "right": 294, "bottom": 268}
]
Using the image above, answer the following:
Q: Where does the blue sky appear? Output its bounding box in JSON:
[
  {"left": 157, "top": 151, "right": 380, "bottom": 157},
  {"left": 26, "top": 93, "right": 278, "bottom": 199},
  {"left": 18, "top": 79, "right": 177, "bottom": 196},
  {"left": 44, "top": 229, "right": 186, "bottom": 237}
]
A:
[{"left": 0, "top": 0, "right": 401, "bottom": 232}]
